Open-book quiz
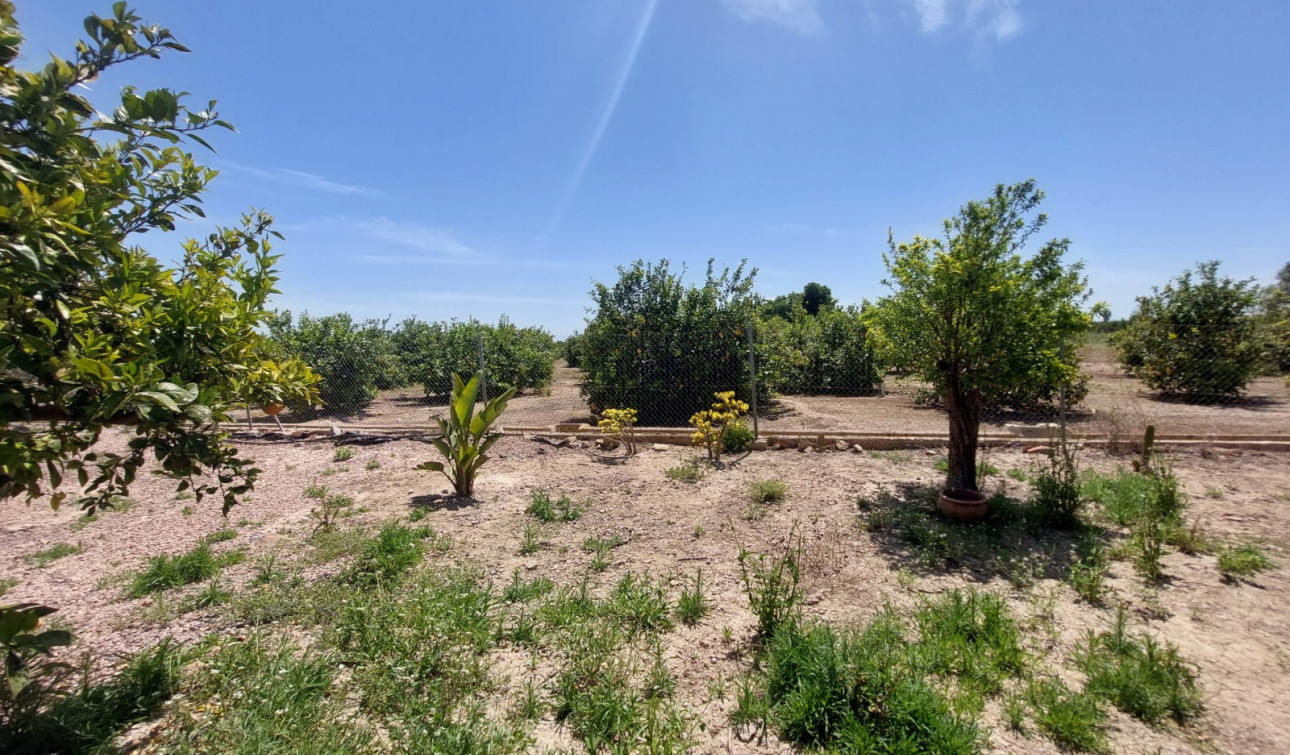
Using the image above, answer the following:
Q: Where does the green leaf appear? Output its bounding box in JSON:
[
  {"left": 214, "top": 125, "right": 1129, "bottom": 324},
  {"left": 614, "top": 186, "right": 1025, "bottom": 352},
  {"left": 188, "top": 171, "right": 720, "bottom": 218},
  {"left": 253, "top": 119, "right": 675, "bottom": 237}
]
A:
[{"left": 135, "top": 390, "right": 181, "bottom": 413}]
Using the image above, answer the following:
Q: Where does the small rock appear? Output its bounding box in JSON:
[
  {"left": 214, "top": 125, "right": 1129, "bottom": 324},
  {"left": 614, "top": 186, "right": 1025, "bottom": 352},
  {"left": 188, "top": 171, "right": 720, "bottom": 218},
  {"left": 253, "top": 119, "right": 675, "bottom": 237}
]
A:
[
  {"left": 750, "top": 440, "right": 768, "bottom": 451},
  {"left": 653, "top": 443, "right": 669, "bottom": 451},
  {"left": 806, "top": 591, "right": 825, "bottom": 606},
  {"left": 330, "top": 424, "right": 342, "bottom": 437},
  {"left": 850, "top": 444, "right": 864, "bottom": 454},
  {"left": 834, "top": 440, "right": 850, "bottom": 452},
  {"left": 523, "top": 561, "right": 538, "bottom": 571},
  {"left": 802, "top": 446, "right": 814, "bottom": 454},
  {"left": 797, "top": 437, "right": 813, "bottom": 450}
]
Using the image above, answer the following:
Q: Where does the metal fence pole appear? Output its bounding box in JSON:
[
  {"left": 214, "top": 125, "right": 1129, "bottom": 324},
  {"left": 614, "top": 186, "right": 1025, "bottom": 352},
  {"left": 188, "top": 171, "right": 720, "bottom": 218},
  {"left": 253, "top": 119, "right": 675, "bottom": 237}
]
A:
[
  {"left": 747, "top": 317, "right": 759, "bottom": 440},
  {"left": 477, "top": 333, "right": 488, "bottom": 403}
]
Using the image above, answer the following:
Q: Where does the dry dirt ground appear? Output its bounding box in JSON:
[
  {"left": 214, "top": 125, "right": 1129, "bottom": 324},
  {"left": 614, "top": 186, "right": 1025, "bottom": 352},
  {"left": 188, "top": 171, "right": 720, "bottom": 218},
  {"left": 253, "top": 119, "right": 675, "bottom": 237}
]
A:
[
  {"left": 253, "top": 348, "right": 1290, "bottom": 438},
  {"left": 3, "top": 432, "right": 1289, "bottom": 754}
]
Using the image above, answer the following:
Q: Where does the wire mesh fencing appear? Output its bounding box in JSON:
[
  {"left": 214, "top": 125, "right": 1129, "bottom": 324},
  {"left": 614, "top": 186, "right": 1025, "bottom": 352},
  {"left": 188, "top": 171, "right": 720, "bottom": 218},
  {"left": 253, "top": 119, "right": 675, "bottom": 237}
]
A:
[{"left": 240, "top": 314, "right": 1290, "bottom": 443}]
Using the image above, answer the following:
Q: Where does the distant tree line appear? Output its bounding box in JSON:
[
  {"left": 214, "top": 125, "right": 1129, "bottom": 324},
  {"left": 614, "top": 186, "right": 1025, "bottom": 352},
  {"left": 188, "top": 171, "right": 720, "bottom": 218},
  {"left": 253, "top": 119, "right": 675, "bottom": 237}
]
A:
[{"left": 266, "top": 313, "right": 556, "bottom": 417}]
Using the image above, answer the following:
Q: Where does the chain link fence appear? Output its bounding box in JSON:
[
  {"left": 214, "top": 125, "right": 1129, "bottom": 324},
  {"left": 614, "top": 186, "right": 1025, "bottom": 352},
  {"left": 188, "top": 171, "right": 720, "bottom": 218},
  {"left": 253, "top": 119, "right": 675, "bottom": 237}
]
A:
[{"left": 240, "top": 313, "right": 1290, "bottom": 443}]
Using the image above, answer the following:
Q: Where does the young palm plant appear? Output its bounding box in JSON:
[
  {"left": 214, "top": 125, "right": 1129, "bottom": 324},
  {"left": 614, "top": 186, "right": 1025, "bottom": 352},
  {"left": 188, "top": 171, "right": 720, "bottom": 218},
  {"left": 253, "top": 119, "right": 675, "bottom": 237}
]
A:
[{"left": 416, "top": 372, "right": 516, "bottom": 497}]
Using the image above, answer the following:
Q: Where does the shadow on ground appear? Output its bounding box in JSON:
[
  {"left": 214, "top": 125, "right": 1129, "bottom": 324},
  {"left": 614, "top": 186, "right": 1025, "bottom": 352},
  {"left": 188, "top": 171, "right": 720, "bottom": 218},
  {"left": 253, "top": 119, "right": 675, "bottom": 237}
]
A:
[{"left": 857, "top": 482, "right": 1113, "bottom": 589}]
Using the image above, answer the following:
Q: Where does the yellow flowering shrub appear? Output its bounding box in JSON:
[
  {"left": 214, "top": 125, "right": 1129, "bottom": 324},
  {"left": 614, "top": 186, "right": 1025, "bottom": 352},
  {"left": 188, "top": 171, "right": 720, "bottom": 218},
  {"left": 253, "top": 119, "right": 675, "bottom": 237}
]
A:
[
  {"left": 597, "top": 407, "right": 639, "bottom": 456},
  {"left": 689, "top": 391, "right": 749, "bottom": 462}
]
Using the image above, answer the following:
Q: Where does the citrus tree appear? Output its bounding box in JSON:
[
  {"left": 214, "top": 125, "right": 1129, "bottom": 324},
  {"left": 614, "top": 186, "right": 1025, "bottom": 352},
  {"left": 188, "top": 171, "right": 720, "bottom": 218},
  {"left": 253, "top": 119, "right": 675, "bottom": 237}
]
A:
[
  {"left": 581, "top": 259, "right": 757, "bottom": 426},
  {"left": 870, "top": 181, "right": 1090, "bottom": 492},
  {"left": 0, "top": 3, "right": 318, "bottom": 513},
  {"left": 1112, "top": 261, "right": 1263, "bottom": 399}
]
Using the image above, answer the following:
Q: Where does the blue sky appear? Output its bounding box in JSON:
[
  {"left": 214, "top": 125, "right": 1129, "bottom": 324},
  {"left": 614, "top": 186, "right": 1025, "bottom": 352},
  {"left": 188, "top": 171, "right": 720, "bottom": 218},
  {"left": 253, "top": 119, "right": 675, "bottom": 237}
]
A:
[{"left": 19, "top": 0, "right": 1290, "bottom": 337}]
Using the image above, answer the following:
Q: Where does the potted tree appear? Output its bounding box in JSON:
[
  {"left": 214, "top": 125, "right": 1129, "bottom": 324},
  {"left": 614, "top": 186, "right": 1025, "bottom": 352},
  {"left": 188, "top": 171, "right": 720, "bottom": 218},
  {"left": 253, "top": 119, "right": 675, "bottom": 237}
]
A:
[{"left": 871, "top": 180, "right": 1090, "bottom": 521}]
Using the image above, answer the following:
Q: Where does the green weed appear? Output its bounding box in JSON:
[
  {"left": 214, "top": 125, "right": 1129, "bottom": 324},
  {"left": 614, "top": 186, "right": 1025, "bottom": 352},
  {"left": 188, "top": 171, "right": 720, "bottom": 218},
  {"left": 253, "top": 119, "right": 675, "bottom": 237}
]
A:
[
  {"left": 1217, "top": 543, "right": 1276, "bottom": 580},
  {"left": 675, "top": 569, "right": 711, "bottom": 626},
  {"left": 24, "top": 542, "right": 83, "bottom": 568},
  {"left": 526, "top": 489, "right": 583, "bottom": 522},
  {"left": 1027, "top": 677, "right": 1108, "bottom": 753},
  {"left": 915, "top": 589, "right": 1026, "bottom": 695},
  {"left": 333, "top": 446, "right": 355, "bottom": 462},
  {"left": 502, "top": 568, "right": 555, "bottom": 603},
  {"left": 749, "top": 479, "right": 788, "bottom": 504},
  {"left": 340, "top": 522, "right": 431, "bottom": 587},
  {"left": 760, "top": 612, "right": 981, "bottom": 753},
  {"left": 127, "top": 545, "right": 244, "bottom": 598},
  {"left": 201, "top": 528, "right": 238, "bottom": 544},
  {"left": 0, "top": 640, "right": 183, "bottom": 754},
  {"left": 1074, "top": 606, "right": 1203, "bottom": 725},
  {"left": 738, "top": 534, "right": 802, "bottom": 642},
  {"left": 519, "top": 523, "right": 543, "bottom": 555},
  {"left": 664, "top": 459, "right": 705, "bottom": 483}
]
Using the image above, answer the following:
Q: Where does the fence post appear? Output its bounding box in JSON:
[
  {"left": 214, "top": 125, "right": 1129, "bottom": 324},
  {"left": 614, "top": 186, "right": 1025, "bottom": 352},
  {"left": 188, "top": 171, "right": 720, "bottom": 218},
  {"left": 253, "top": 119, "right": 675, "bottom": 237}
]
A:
[
  {"left": 477, "top": 333, "right": 488, "bottom": 403},
  {"left": 747, "top": 317, "right": 759, "bottom": 440},
  {"left": 1058, "top": 338, "right": 1068, "bottom": 447}
]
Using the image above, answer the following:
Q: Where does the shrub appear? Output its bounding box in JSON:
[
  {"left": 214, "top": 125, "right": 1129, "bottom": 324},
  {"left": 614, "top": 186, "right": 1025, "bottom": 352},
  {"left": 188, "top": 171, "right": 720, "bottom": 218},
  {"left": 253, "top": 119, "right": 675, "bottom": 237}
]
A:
[
  {"left": 690, "top": 391, "right": 749, "bottom": 463},
  {"left": 561, "top": 332, "right": 586, "bottom": 368},
  {"left": 1112, "top": 261, "right": 1263, "bottom": 400},
  {"left": 597, "top": 408, "right": 639, "bottom": 455},
  {"left": 722, "top": 421, "right": 755, "bottom": 454},
  {"left": 581, "top": 259, "right": 757, "bottom": 426},
  {"left": 266, "top": 311, "right": 402, "bottom": 416},
  {"left": 1032, "top": 439, "right": 1084, "bottom": 528}
]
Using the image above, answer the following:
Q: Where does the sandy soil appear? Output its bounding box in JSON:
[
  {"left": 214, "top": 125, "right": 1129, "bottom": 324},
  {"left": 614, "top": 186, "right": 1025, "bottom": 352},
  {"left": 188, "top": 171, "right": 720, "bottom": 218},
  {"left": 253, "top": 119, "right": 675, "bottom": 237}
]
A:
[
  {"left": 250, "top": 347, "right": 1290, "bottom": 438},
  {"left": 3, "top": 431, "right": 1289, "bottom": 754}
]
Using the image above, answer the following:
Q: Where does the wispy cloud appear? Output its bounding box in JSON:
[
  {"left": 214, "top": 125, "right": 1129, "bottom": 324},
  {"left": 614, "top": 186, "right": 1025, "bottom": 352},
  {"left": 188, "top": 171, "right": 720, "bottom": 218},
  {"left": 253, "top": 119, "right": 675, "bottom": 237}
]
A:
[
  {"left": 902, "top": 0, "right": 1023, "bottom": 41},
  {"left": 763, "top": 222, "right": 849, "bottom": 236},
  {"left": 545, "top": 0, "right": 660, "bottom": 246},
  {"left": 348, "top": 218, "right": 482, "bottom": 259},
  {"left": 218, "top": 160, "right": 383, "bottom": 197},
  {"left": 721, "top": 0, "right": 824, "bottom": 35},
  {"left": 403, "top": 292, "right": 574, "bottom": 306}
]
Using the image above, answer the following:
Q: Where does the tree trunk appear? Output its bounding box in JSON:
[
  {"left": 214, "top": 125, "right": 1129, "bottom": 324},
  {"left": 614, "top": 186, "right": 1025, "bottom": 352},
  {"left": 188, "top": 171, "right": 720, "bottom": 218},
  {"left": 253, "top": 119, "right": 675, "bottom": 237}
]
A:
[{"left": 946, "top": 384, "right": 982, "bottom": 492}]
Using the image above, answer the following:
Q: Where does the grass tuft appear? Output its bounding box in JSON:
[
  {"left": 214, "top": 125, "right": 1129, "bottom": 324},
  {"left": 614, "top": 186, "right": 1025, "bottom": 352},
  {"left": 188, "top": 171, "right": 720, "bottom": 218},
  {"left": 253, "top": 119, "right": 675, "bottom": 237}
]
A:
[
  {"left": 1217, "top": 543, "right": 1276, "bottom": 581},
  {"left": 526, "top": 489, "right": 583, "bottom": 522},
  {"left": 24, "top": 542, "right": 84, "bottom": 568},
  {"left": 675, "top": 569, "right": 711, "bottom": 626},
  {"left": 1073, "top": 606, "right": 1203, "bottom": 725},
  {"left": 749, "top": 480, "right": 788, "bottom": 504},
  {"left": 128, "top": 545, "right": 244, "bottom": 598},
  {"left": 664, "top": 459, "right": 705, "bottom": 483}
]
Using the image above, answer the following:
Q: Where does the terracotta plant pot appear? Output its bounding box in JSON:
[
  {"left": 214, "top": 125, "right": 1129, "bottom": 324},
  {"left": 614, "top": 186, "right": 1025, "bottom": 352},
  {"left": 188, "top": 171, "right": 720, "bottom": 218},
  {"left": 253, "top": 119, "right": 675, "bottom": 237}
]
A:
[
  {"left": 261, "top": 402, "right": 286, "bottom": 416},
  {"left": 938, "top": 488, "right": 989, "bottom": 522}
]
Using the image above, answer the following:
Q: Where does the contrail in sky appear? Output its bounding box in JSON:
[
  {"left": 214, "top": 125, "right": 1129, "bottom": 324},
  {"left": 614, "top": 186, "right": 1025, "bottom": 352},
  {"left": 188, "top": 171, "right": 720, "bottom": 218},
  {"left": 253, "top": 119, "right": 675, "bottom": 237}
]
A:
[{"left": 542, "top": 0, "right": 660, "bottom": 246}]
